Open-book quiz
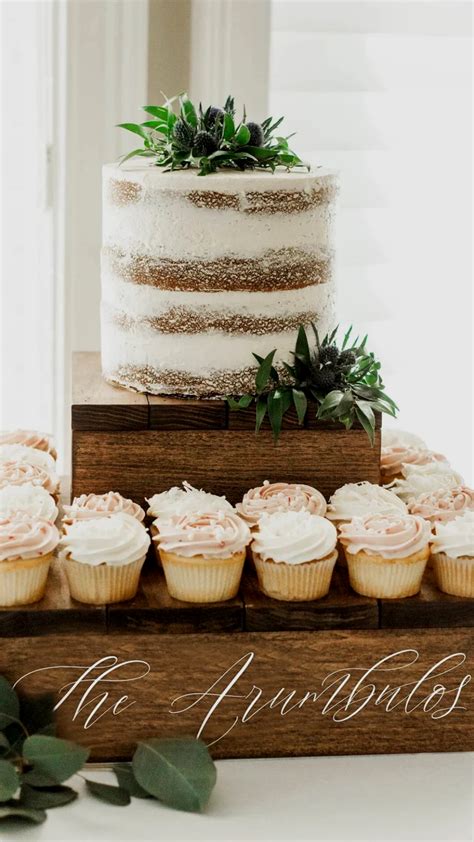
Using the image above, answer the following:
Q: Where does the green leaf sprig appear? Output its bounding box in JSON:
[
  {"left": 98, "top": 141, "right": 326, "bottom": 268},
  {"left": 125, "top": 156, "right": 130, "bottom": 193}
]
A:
[
  {"left": 0, "top": 675, "right": 217, "bottom": 825},
  {"left": 118, "top": 92, "right": 308, "bottom": 176},
  {"left": 227, "top": 324, "right": 398, "bottom": 444}
]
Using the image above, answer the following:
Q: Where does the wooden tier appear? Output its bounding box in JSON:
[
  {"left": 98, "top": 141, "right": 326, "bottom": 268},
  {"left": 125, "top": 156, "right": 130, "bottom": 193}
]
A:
[{"left": 71, "top": 352, "right": 381, "bottom": 504}]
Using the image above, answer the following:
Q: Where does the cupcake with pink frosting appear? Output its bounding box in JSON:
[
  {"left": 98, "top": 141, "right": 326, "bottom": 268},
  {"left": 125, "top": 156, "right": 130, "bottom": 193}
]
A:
[
  {"left": 409, "top": 486, "right": 474, "bottom": 525},
  {"left": 155, "top": 510, "right": 251, "bottom": 603},
  {"left": 236, "top": 480, "right": 327, "bottom": 528},
  {"left": 0, "top": 514, "right": 59, "bottom": 605},
  {"left": 339, "top": 513, "right": 431, "bottom": 598},
  {"left": 0, "top": 461, "right": 60, "bottom": 500},
  {"left": 380, "top": 445, "right": 447, "bottom": 481},
  {"left": 63, "top": 492, "right": 145, "bottom": 526},
  {"left": 0, "top": 430, "right": 57, "bottom": 460},
  {"left": 430, "top": 512, "right": 474, "bottom": 598},
  {"left": 251, "top": 510, "right": 337, "bottom": 601}
]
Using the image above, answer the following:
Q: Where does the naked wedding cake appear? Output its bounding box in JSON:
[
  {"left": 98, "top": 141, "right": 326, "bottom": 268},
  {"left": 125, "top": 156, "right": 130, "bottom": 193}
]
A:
[{"left": 101, "top": 97, "right": 338, "bottom": 397}]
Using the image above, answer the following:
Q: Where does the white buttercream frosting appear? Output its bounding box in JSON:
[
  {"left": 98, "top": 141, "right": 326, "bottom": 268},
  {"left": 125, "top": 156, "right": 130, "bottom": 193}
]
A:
[
  {"left": 431, "top": 511, "right": 474, "bottom": 559},
  {"left": 0, "top": 461, "right": 59, "bottom": 496},
  {"left": 0, "top": 513, "right": 59, "bottom": 562},
  {"left": 147, "top": 481, "right": 233, "bottom": 520},
  {"left": 155, "top": 511, "right": 251, "bottom": 558},
  {"left": 326, "top": 482, "right": 407, "bottom": 522},
  {"left": 409, "top": 486, "right": 474, "bottom": 525},
  {"left": 251, "top": 511, "right": 337, "bottom": 564},
  {"left": 0, "top": 444, "right": 56, "bottom": 474},
  {"left": 63, "top": 492, "right": 145, "bottom": 523},
  {"left": 382, "top": 429, "right": 427, "bottom": 449},
  {"left": 387, "top": 463, "right": 464, "bottom": 504},
  {"left": 0, "top": 430, "right": 56, "bottom": 458},
  {"left": 339, "top": 514, "right": 431, "bottom": 559},
  {"left": 236, "top": 480, "right": 327, "bottom": 526},
  {"left": 59, "top": 513, "right": 150, "bottom": 567},
  {"left": 0, "top": 485, "right": 58, "bottom": 522}
]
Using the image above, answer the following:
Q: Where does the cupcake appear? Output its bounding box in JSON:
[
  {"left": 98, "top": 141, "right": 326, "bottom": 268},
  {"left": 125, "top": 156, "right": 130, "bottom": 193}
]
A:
[
  {"left": 327, "top": 481, "right": 407, "bottom": 526},
  {"left": 380, "top": 445, "right": 447, "bottom": 481},
  {"left": 431, "top": 511, "right": 474, "bottom": 598},
  {"left": 59, "top": 513, "right": 150, "bottom": 604},
  {"left": 0, "top": 484, "right": 58, "bottom": 522},
  {"left": 409, "top": 486, "right": 474, "bottom": 525},
  {"left": 0, "top": 514, "right": 59, "bottom": 606},
  {"left": 0, "top": 461, "right": 60, "bottom": 499},
  {"left": 155, "top": 511, "right": 250, "bottom": 603},
  {"left": 63, "top": 491, "right": 145, "bottom": 526},
  {"left": 251, "top": 510, "right": 337, "bottom": 601},
  {"left": 339, "top": 513, "right": 431, "bottom": 598},
  {"left": 0, "top": 444, "right": 56, "bottom": 474},
  {"left": 387, "top": 463, "right": 464, "bottom": 504},
  {"left": 147, "top": 481, "right": 233, "bottom": 538},
  {"left": 0, "top": 430, "right": 57, "bottom": 460},
  {"left": 382, "top": 429, "right": 427, "bottom": 449},
  {"left": 236, "top": 480, "right": 327, "bottom": 528}
]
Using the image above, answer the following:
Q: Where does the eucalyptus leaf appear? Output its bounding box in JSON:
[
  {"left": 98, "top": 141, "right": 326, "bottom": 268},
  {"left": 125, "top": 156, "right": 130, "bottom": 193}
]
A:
[
  {"left": 255, "top": 396, "right": 267, "bottom": 433},
  {"left": 0, "top": 678, "right": 19, "bottom": 732},
  {"left": 0, "top": 802, "right": 46, "bottom": 824},
  {"left": 294, "top": 325, "right": 310, "bottom": 364},
  {"left": 0, "top": 759, "right": 18, "bottom": 801},
  {"left": 180, "top": 94, "right": 197, "bottom": 128},
  {"left": 235, "top": 124, "right": 251, "bottom": 145},
  {"left": 20, "top": 784, "right": 77, "bottom": 810},
  {"left": 317, "top": 390, "right": 344, "bottom": 416},
  {"left": 267, "top": 390, "right": 283, "bottom": 441},
  {"left": 22, "top": 735, "right": 89, "bottom": 784},
  {"left": 85, "top": 779, "right": 131, "bottom": 806},
  {"left": 113, "top": 764, "right": 151, "bottom": 799},
  {"left": 132, "top": 738, "right": 216, "bottom": 813},
  {"left": 254, "top": 349, "right": 276, "bottom": 393},
  {"left": 223, "top": 112, "right": 235, "bottom": 140},
  {"left": 142, "top": 105, "right": 169, "bottom": 120},
  {"left": 355, "top": 404, "right": 375, "bottom": 446},
  {"left": 116, "top": 123, "right": 149, "bottom": 140},
  {"left": 0, "top": 734, "right": 9, "bottom": 755},
  {"left": 291, "top": 388, "right": 307, "bottom": 424}
]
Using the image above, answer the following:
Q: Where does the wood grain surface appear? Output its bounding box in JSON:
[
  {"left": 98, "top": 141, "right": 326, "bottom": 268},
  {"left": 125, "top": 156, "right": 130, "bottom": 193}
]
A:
[
  {"left": 3, "top": 628, "right": 472, "bottom": 760},
  {"left": 71, "top": 353, "right": 148, "bottom": 431},
  {"left": 380, "top": 569, "right": 474, "bottom": 629}
]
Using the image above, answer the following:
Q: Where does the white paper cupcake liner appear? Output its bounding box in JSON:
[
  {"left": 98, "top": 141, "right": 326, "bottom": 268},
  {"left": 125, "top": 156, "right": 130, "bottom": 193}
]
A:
[
  {"left": 345, "top": 548, "right": 429, "bottom": 598},
  {"left": 0, "top": 554, "right": 52, "bottom": 606},
  {"left": 158, "top": 548, "right": 245, "bottom": 603},
  {"left": 64, "top": 555, "right": 146, "bottom": 604},
  {"left": 252, "top": 550, "right": 338, "bottom": 601},
  {"left": 432, "top": 552, "right": 473, "bottom": 598}
]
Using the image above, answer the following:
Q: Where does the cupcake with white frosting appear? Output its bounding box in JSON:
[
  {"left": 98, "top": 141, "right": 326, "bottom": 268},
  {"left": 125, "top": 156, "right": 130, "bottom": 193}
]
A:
[
  {"left": 327, "top": 482, "right": 407, "bottom": 526},
  {"left": 431, "top": 511, "right": 474, "bottom": 598},
  {"left": 0, "top": 430, "right": 57, "bottom": 460},
  {"left": 236, "top": 480, "right": 327, "bottom": 528},
  {"left": 409, "top": 486, "right": 474, "bottom": 525},
  {"left": 339, "top": 513, "right": 431, "bottom": 598},
  {"left": 0, "top": 461, "right": 60, "bottom": 499},
  {"left": 147, "top": 481, "right": 232, "bottom": 523},
  {"left": 0, "top": 484, "right": 58, "bottom": 522},
  {"left": 59, "top": 513, "right": 150, "bottom": 604},
  {"left": 387, "top": 462, "right": 464, "bottom": 504},
  {"left": 155, "top": 510, "right": 251, "bottom": 603},
  {"left": 380, "top": 445, "right": 447, "bottom": 481},
  {"left": 382, "top": 429, "right": 427, "bottom": 449},
  {"left": 63, "top": 491, "right": 145, "bottom": 526},
  {"left": 251, "top": 510, "right": 337, "bottom": 601},
  {"left": 0, "top": 444, "right": 56, "bottom": 474},
  {"left": 0, "top": 514, "right": 59, "bottom": 605}
]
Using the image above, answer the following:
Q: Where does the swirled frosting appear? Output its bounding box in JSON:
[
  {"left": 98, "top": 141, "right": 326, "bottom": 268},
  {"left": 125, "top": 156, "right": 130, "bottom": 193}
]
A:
[
  {"left": 59, "top": 513, "right": 150, "bottom": 567},
  {"left": 0, "top": 444, "right": 56, "bottom": 474},
  {"left": 387, "top": 463, "right": 464, "bottom": 504},
  {"left": 409, "top": 486, "right": 474, "bottom": 525},
  {"left": 339, "top": 513, "right": 431, "bottom": 559},
  {"left": 431, "top": 511, "right": 474, "bottom": 559},
  {"left": 0, "top": 485, "right": 58, "bottom": 522},
  {"left": 251, "top": 511, "right": 337, "bottom": 564},
  {"left": 147, "top": 481, "right": 233, "bottom": 520},
  {"left": 155, "top": 511, "right": 251, "bottom": 558},
  {"left": 381, "top": 445, "right": 446, "bottom": 479},
  {"left": 0, "top": 462, "right": 59, "bottom": 496},
  {"left": 0, "top": 430, "right": 56, "bottom": 459},
  {"left": 326, "top": 482, "right": 407, "bottom": 522},
  {"left": 236, "top": 480, "right": 327, "bottom": 526},
  {"left": 382, "top": 429, "right": 427, "bottom": 449},
  {"left": 63, "top": 492, "right": 145, "bottom": 524},
  {"left": 0, "top": 513, "right": 59, "bottom": 562}
]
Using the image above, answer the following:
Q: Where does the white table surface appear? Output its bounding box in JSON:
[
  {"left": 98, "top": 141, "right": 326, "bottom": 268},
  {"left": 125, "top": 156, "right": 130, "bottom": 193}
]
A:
[{"left": 5, "top": 753, "right": 473, "bottom": 842}]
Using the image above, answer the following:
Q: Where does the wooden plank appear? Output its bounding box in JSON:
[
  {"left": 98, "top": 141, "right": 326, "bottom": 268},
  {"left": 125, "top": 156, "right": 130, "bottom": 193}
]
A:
[
  {"left": 243, "top": 567, "right": 378, "bottom": 631},
  {"left": 71, "top": 352, "right": 148, "bottom": 431},
  {"left": 107, "top": 561, "right": 244, "bottom": 634},
  {"left": 0, "top": 559, "right": 106, "bottom": 637},
  {"left": 147, "top": 395, "right": 227, "bottom": 430},
  {"left": 72, "top": 428, "right": 381, "bottom": 505},
  {"left": 380, "top": 569, "right": 474, "bottom": 629},
  {"left": 228, "top": 405, "right": 302, "bottom": 431},
  {"left": 3, "top": 628, "right": 472, "bottom": 760}
]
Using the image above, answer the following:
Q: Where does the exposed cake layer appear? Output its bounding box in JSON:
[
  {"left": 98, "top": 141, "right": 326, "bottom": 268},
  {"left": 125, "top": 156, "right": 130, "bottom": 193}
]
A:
[{"left": 101, "top": 164, "right": 338, "bottom": 397}]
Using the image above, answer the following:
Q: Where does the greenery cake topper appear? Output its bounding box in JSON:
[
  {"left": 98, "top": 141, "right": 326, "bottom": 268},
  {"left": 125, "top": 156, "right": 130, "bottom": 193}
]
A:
[
  {"left": 227, "top": 325, "right": 398, "bottom": 444},
  {"left": 118, "top": 92, "right": 308, "bottom": 176}
]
